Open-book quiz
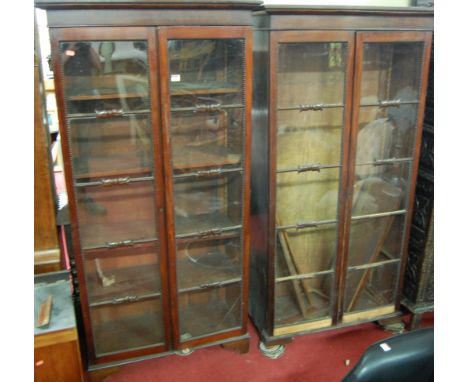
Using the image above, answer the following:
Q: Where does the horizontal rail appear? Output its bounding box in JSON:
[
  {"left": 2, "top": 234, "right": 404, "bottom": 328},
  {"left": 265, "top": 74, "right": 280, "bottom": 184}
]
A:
[
  {"left": 171, "top": 104, "right": 244, "bottom": 113},
  {"left": 178, "top": 278, "right": 241, "bottom": 294},
  {"left": 175, "top": 225, "right": 242, "bottom": 240},
  {"left": 351, "top": 209, "right": 406, "bottom": 222},
  {"left": 347, "top": 258, "right": 400, "bottom": 272},
  {"left": 276, "top": 218, "right": 337, "bottom": 231},
  {"left": 275, "top": 269, "right": 334, "bottom": 283},
  {"left": 277, "top": 163, "right": 341, "bottom": 174},
  {"left": 360, "top": 100, "right": 419, "bottom": 108},
  {"left": 89, "top": 292, "right": 161, "bottom": 308},
  {"left": 67, "top": 109, "right": 150, "bottom": 120},
  {"left": 277, "top": 103, "right": 344, "bottom": 112},
  {"left": 83, "top": 237, "right": 159, "bottom": 251},
  {"left": 355, "top": 157, "right": 412, "bottom": 167},
  {"left": 173, "top": 167, "right": 242, "bottom": 179},
  {"left": 74, "top": 175, "right": 154, "bottom": 188}
]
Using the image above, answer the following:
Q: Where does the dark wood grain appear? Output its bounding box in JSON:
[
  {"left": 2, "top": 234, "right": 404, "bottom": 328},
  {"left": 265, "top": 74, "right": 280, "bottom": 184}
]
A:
[
  {"left": 35, "top": 0, "right": 262, "bottom": 10},
  {"left": 34, "top": 18, "right": 61, "bottom": 272},
  {"left": 268, "top": 14, "right": 433, "bottom": 32},
  {"left": 266, "top": 31, "right": 278, "bottom": 335},
  {"left": 46, "top": 9, "right": 253, "bottom": 28}
]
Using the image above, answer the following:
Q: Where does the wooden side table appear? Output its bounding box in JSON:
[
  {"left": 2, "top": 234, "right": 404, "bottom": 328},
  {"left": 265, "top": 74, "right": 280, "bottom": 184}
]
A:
[{"left": 35, "top": 271, "right": 85, "bottom": 382}]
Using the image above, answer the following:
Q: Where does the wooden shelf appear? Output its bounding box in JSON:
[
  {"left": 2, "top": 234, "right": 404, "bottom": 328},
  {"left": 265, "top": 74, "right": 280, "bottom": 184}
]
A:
[
  {"left": 172, "top": 147, "right": 241, "bottom": 172},
  {"left": 74, "top": 166, "right": 152, "bottom": 181},
  {"left": 73, "top": 153, "right": 152, "bottom": 180},
  {"left": 87, "top": 264, "right": 162, "bottom": 306},
  {"left": 80, "top": 219, "right": 157, "bottom": 250},
  {"left": 177, "top": 252, "right": 241, "bottom": 292},
  {"left": 68, "top": 92, "right": 147, "bottom": 101},
  {"left": 170, "top": 82, "right": 241, "bottom": 96},
  {"left": 174, "top": 213, "right": 239, "bottom": 238}
]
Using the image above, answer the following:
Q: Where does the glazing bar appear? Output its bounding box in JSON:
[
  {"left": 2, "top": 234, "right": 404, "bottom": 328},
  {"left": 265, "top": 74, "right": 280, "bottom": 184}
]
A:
[
  {"left": 276, "top": 218, "right": 337, "bottom": 231},
  {"left": 351, "top": 209, "right": 406, "bottom": 221},
  {"left": 74, "top": 176, "right": 154, "bottom": 188},
  {"left": 275, "top": 269, "right": 334, "bottom": 283},
  {"left": 173, "top": 167, "right": 243, "bottom": 179}
]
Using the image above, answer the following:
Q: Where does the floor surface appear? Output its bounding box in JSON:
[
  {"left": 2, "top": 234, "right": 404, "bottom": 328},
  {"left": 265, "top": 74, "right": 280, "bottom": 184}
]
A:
[{"left": 104, "top": 313, "right": 433, "bottom": 382}]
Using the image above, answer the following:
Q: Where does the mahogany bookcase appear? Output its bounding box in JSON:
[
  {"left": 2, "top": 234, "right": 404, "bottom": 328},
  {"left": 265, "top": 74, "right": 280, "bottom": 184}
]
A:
[
  {"left": 35, "top": 0, "right": 260, "bottom": 370},
  {"left": 249, "top": 5, "right": 433, "bottom": 353}
]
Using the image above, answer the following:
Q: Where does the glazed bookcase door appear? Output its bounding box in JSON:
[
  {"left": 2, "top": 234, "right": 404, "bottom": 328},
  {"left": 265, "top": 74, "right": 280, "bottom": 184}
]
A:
[
  {"left": 341, "top": 32, "right": 432, "bottom": 323},
  {"left": 51, "top": 27, "right": 171, "bottom": 363},
  {"left": 269, "top": 31, "right": 354, "bottom": 336},
  {"left": 158, "top": 27, "right": 251, "bottom": 349}
]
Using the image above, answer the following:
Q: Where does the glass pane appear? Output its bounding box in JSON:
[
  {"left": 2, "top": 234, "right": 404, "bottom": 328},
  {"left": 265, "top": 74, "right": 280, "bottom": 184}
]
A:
[
  {"left": 170, "top": 108, "right": 244, "bottom": 172},
  {"left": 351, "top": 167, "right": 409, "bottom": 217},
  {"left": 277, "top": 42, "right": 347, "bottom": 108},
  {"left": 347, "top": 214, "right": 406, "bottom": 268},
  {"left": 173, "top": 173, "right": 242, "bottom": 236},
  {"left": 69, "top": 115, "right": 153, "bottom": 179},
  {"left": 274, "top": 273, "right": 333, "bottom": 326},
  {"left": 76, "top": 181, "right": 156, "bottom": 248},
  {"left": 176, "top": 236, "right": 242, "bottom": 291},
  {"left": 356, "top": 105, "right": 419, "bottom": 162},
  {"left": 360, "top": 42, "right": 424, "bottom": 103},
  {"left": 168, "top": 39, "right": 244, "bottom": 108},
  {"left": 276, "top": 168, "right": 340, "bottom": 226},
  {"left": 178, "top": 283, "right": 242, "bottom": 341},
  {"left": 277, "top": 108, "right": 344, "bottom": 168},
  {"left": 90, "top": 298, "right": 165, "bottom": 355},
  {"left": 84, "top": 245, "right": 162, "bottom": 306},
  {"left": 275, "top": 224, "right": 337, "bottom": 277},
  {"left": 343, "top": 261, "right": 400, "bottom": 314},
  {"left": 60, "top": 41, "right": 149, "bottom": 114}
]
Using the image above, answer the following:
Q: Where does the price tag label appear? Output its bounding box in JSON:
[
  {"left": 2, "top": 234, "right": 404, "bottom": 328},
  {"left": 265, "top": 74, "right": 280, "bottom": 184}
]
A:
[
  {"left": 380, "top": 343, "right": 392, "bottom": 352},
  {"left": 171, "top": 74, "right": 181, "bottom": 82}
]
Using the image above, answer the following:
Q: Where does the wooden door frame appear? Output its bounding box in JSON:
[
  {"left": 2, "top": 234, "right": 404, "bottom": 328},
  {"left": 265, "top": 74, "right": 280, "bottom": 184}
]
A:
[
  {"left": 267, "top": 30, "right": 355, "bottom": 334},
  {"left": 49, "top": 26, "right": 172, "bottom": 365},
  {"left": 157, "top": 25, "right": 253, "bottom": 350},
  {"left": 340, "top": 31, "right": 433, "bottom": 323}
]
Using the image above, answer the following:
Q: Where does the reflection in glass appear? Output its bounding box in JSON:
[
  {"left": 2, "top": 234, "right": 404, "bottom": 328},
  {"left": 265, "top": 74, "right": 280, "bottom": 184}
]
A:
[
  {"left": 344, "top": 261, "right": 399, "bottom": 314},
  {"left": 178, "top": 283, "right": 242, "bottom": 341},
  {"left": 173, "top": 173, "right": 242, "bottom": 236},
  {"left": 170, "top": 108, "right": 244, "bottom": 172},
  {"left": 91, "top": 298, "right": 165, "bottom": 355},
  {"left": 351, "top": 168, "right": 409, "bottom": 216},
  {"left": 347, "top": 214, "right": 405, "bottom": 268},
  {"left": 60, "top": 41, "right": 149, "bottom": 114},
  {"left": 274, "top": 273, "right": 333, "bottom": 326},
  {"left": 356, "top": 105, "right": 419, "bottom": 165},
  {"left": 168, "top": 39, "right": 244, "bottom": 108},
  {"left": 76, "top": 181, "right": 157, "bottom": 248},
  {"left": 69, "top": 115, "right": 153, "bottom": 179},
  {"left": 176, "top": 236, "right": 242, "bottom": 291},
  {"left": 360, "top": 42, "right": 424, "bottom": 103},
  {"left": 277, "top": 42, "right": 347, "bottom": 108}
]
